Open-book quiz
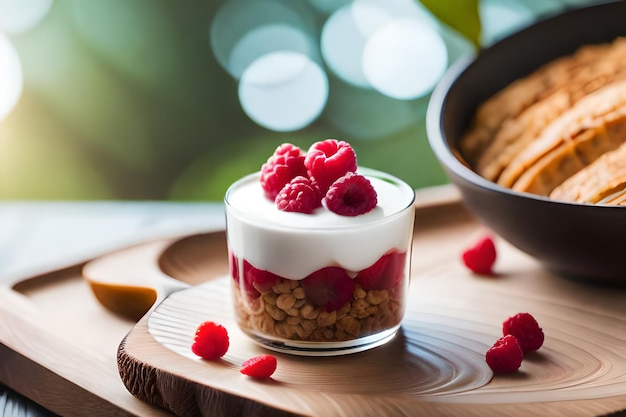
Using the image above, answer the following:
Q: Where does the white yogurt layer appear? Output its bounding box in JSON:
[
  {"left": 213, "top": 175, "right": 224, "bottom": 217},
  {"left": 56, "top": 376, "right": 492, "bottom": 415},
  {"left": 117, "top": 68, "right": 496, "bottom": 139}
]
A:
[{"left": 225, "top": 167, "right": 415, "bottom": 279}]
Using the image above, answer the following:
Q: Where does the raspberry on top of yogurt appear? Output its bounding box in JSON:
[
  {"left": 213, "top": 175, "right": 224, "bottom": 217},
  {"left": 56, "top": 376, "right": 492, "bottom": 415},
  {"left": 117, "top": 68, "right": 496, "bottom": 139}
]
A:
[
  {"left": 265, "top": 139, "right": 377, "bottom": 216},
  {"left": 260, "top": 143, "right": 307, "bottom": 201},
  {"left": 304, "top": 139, "right": 357, "bottom": 194}
]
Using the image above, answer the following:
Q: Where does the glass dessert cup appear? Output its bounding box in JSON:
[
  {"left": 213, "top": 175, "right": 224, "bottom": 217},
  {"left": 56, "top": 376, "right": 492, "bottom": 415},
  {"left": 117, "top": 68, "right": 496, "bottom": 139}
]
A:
[{"left": 225, "top": 167, "right": 415, "bottom": 356}]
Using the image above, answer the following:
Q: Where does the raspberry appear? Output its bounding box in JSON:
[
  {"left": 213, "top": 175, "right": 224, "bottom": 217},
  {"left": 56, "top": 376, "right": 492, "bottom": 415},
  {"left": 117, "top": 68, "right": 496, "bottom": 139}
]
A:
[
  {"left": 485, "top": 334, "right": 523, "bottom": 373},
  {"left": 324, "top": 172, "right": 377, "bottom": 216},
  {"left": 355, "top": 250, "right": 406, "bottom": 291},
  {"left": 191, "top": 321, "right": 230, "bottom": 360},
  {"left": 242, "top": 260, "right": 282, "bottom": 299},
  {"left": 301, "top": 267, "right": 355, "bottom": 312},
  {"left": 502, "top": 312, "right": 544, "bottom": 353},
  {"left": 260, "top": 143, "right": 307, "bottom": 200},
  {"left": 240, "top": 354, "right": 277, "bottom": 379},
  {"left": 275, "top": 176, "right": 322, "bottom": 214},
  {"left": 462, "top": 235, "right": 496, "bottom": 274},
  {"left": 305, "top": 139, "right": 357, "bottom": 193}
]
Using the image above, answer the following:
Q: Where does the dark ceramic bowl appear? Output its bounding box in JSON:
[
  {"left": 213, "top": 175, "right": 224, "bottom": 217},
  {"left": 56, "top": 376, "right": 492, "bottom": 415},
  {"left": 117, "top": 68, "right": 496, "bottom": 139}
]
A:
[{"left": 426, "top": 1, "right": 626, "bottom": 285}]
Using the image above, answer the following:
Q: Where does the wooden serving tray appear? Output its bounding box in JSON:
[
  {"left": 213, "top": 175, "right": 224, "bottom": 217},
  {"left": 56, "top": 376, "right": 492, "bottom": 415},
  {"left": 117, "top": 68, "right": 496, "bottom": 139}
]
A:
[{"left": 2, "top": 186, "right": 626, "bottom": 417}]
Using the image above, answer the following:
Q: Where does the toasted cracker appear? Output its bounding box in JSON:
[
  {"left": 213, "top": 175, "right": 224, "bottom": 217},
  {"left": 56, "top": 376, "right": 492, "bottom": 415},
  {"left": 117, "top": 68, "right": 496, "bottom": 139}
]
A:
[
  {"left": 496, "top": 80, "right": 626, "bottom": 191},
  {"left": 460, "top": 39, "right": 624, "bottom": 165},
  {"left": 511, "top": 115, "right": 626, "bottom": 195},
  {"left": 477, "top": 59, "right": 626, "bottom": 181},
  {"left": 550, "top": 142, "right": 626, "bottom": 204}
]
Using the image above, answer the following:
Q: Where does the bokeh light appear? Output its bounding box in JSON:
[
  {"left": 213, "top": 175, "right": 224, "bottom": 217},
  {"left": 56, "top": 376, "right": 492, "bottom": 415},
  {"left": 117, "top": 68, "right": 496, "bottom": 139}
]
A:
[
  {"left": 0, "top": 33, "right": 22, "bottom": 123},
  {"left": 324, "top": 79, "right": 427, "bottom": 140},
  {"left": 210, "top": 0, "right": 317, "bottom": 79},
  {"left": 229, "top": 24, "right": 316, "bottom": 80},
  {"left": 211, "top": 0, "right": 325, "bottom": 131},
  {"left": 321, "top": 2, "right": 391, "bottom": 88},
  {"left": 238, "top": 51, "right": 328, "bottom": 132},
  {"left": 213, "top": 0, "right": 450, "bottom": 131},
  {"left": 0, "top": 0, "right": 53, "bottom": 35},
  {"left": 307, "top": 0, "right": 352, "bottom": 14},
  {"left": 480, "top": 0, "right": 536, "bottom": 46},
  {"left": 363, "top": 18, "right": 447, "bottom": 100},
  {"left": 0, "top": 0, "right": 604, "bottom": 200},
  {"left": 321, "top": 0, "right": 445, "bottom": 93}
]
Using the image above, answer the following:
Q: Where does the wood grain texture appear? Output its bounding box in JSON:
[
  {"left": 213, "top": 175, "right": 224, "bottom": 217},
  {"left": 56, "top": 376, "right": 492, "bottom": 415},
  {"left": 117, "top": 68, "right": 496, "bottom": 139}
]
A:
[
  {"left": 116, "top": 200, "right": 626, "bottom": 417},
  {"left": 2, "top": 187, "right": 626, "bottom": 416},
  {"left": 1, "top": 266, "right": 175, "bottom": 416}
]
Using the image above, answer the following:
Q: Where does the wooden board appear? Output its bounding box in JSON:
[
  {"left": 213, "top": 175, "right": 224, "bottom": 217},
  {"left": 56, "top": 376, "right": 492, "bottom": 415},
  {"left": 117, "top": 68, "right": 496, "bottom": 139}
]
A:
[
  {"left": 2, "top": 186, "right": 626, "bottom": 416},
  {"left": 115, "top": 201, "right": 626, "bottom": 417}
]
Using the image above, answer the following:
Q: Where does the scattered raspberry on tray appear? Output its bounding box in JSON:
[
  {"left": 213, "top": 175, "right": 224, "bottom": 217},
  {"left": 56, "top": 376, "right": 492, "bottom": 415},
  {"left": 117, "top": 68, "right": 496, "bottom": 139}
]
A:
[
  {"left": 462, "top": 234, "right": 497, "bottom": 275},
  {"left": 486, "top": 312, "right": 545, "bottom": 374},
  {"left": 485, "top": 334, "right": 523, "bottom": 373},
  {"left": 503, "top": 312, "right": 545, "bottom": 353},
  {"left": 324, "top": 172, "right": 377, "bottom": 216},
  {"left": 240, "top": 354, "right": 278, "bottom": 379},
  {"left": 191, "top": 321, "right": 230, "bottom": 360}
]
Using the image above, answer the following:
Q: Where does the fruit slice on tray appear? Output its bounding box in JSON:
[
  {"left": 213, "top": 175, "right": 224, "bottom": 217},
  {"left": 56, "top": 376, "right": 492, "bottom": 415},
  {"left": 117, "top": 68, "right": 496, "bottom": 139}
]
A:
[{"left": 550, "top": 141, "right": 626, "bottom": 204}]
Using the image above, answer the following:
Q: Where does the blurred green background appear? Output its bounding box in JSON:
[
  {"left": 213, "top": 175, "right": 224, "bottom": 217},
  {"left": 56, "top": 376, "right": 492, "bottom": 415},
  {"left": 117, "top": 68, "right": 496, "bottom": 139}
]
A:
[{"left": 0, "top": 0, "right": 607, "bottom": 201}]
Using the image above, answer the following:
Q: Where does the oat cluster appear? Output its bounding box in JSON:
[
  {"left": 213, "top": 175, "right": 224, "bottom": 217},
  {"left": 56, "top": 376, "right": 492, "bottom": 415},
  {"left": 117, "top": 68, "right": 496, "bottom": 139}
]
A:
[{"left": 234, "top": 277, "right": 404, "bottom": 343}]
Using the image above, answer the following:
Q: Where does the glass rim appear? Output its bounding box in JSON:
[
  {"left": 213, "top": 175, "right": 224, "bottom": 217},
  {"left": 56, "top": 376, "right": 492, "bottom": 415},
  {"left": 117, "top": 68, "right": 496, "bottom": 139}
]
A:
[{"left": 224, "top": 167, "right": 416, "bottom": 231}]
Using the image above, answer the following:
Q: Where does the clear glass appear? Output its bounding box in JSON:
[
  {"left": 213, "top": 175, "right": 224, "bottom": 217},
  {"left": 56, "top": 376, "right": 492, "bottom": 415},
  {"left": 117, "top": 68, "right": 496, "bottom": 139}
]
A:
[{"left": 225, "top": 168, "right": 415, "bottom": 356}]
